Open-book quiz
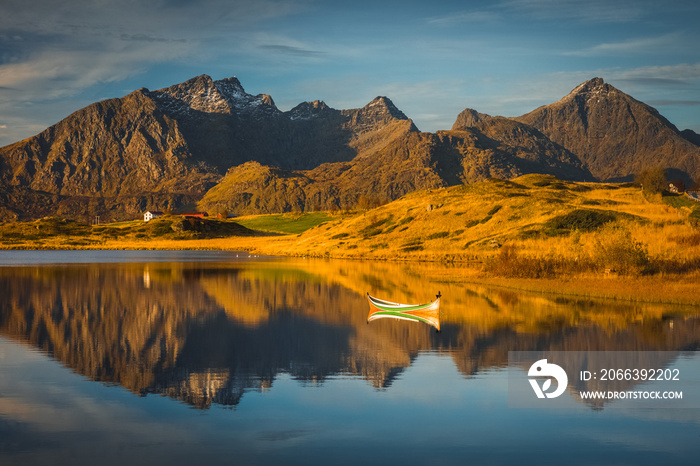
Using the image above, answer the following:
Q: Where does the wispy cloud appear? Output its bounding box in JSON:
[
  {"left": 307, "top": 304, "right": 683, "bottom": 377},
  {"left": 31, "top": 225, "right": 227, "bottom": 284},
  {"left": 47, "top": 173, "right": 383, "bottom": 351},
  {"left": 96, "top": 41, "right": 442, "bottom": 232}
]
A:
[
  {"left": 500, "top": 0, "right": 649, "bottom": 23},
  {"left": 428, "top": 0, "right": 652, "bottom": 25},
  {"left": 0, "top": 0, "right": 312, "bottom": 144},
  {"left": 647, "top": 100, "right": 700, "bottom": 107},
  {"left": 0, "top": 44, "right": 194, "bottom": 99},
  {"left": 257, "top": 44, "right": 325, "bottom": 57},
  {"left": 565, "top": 34, "right": 682, "bottom": 57},
  {"left": 0, "top": 0, "right": 309, "bottom": 99},
  {"left": 118, "top": 33, "right": 188, "bottom": 44},
  {"left": 426, "top": 10, "right": 501, "bottom": 26},
  {"left": 613, "top": 63, "right": 700, "bottom": 84}
]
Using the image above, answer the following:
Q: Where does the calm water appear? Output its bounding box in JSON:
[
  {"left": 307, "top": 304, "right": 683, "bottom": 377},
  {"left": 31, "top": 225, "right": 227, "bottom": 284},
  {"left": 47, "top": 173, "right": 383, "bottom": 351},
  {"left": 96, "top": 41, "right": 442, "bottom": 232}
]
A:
[{"left": 0, "top": 250, "right": 699, "bottom": 465}]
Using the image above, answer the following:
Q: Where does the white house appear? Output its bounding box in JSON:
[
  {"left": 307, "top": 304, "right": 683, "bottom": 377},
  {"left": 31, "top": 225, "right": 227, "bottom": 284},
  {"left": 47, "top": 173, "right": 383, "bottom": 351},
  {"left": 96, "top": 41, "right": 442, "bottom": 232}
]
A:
[{"left": 144, "top": 211, "right": 164, "bottom": 222}]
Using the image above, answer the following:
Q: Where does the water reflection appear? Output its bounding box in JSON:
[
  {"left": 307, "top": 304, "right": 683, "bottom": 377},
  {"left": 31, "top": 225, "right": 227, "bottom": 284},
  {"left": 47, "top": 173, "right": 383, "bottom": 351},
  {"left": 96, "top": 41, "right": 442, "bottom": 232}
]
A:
[{"left": 0, "top": 258, "right": 697, "bottom": 410}]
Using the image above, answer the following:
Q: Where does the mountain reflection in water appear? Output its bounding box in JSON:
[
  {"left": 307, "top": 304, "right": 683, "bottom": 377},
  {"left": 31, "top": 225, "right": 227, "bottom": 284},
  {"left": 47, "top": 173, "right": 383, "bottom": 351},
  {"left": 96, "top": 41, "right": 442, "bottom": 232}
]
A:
[{"left": 0, "top": 258, "right": 697, "bottom": 410}]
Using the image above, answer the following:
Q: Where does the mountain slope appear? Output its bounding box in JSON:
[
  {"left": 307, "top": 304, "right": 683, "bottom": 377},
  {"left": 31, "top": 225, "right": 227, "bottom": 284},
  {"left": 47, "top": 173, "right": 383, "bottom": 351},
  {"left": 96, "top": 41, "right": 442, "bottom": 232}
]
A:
[
  {"left": 451, "top": 109, "right": 593, "bottom": 181},
  {"left": 0, "top": 89, "right": 215, "bottom": 197},
  {"left": 198, "top": 126, "right": 593, "bottom": 215},
  {"left": 514, "top": 78, "right": 700, "bottom": 183},
  {"left": 0, "top": 75, "right": 418, "bottom": 220}
]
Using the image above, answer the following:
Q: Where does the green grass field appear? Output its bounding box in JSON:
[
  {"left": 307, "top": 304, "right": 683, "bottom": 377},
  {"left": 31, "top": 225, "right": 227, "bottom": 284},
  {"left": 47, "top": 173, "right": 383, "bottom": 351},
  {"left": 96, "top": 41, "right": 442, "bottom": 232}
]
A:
[{"left": 234, "top": 212, "right": 334, "bottom": 234}]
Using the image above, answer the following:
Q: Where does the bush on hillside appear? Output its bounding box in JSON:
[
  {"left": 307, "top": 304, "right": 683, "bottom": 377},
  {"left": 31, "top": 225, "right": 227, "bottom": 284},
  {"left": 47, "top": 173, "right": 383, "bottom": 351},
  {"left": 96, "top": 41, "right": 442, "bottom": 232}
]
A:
[
  {"left": 544, "top": 209, "right": 618, "bottom": 235},
  {"left": 593, "top": 226, "right": 649, "bottom": 274}
]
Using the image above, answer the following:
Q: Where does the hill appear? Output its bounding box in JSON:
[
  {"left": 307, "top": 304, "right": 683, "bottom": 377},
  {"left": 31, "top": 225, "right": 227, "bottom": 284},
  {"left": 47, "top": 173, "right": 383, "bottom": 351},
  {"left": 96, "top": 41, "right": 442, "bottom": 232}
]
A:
[
  {"left": 261, "top": 175, "right": 700, "bottom": 276},
  {"left": 514, "top": 78, "right": 700, "bottom": 183}
]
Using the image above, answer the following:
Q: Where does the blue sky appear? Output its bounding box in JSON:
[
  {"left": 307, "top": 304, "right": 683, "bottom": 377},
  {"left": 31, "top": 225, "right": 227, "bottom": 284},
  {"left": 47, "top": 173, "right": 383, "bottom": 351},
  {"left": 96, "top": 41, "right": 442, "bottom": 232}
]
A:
[{"left": 1, "top": 0, "right": 699, "bottom": 146}]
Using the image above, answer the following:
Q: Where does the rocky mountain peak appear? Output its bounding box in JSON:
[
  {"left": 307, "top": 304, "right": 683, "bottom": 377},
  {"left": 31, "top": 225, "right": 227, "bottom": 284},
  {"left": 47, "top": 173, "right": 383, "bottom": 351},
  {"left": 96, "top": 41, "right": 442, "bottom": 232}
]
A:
[
  {"left": 146, "top": 74, "right": 279, "bottom": 118},
  {"left": 452, "top": 108, "right": 492, "bottom": 130},
  {"left": 258, "top": 94, "right": 276, "bottom": 107},
  {"left": 287, "top": 100, "right": 332, "bottom": 120},
  {"left": 149, "top": 74, "right": 231, "bottom": 115},
  {"left": 213, "top": 76, "right": 245, "bottom": 93},
  {"left": 364, "top": 96, "right": 408, "bottom": 120},
  {"left": 681, "top": 129, "right": 700, "bottom": 147},
  {"left": 564, "top": 77, "right": 616, "bottom": 104}
]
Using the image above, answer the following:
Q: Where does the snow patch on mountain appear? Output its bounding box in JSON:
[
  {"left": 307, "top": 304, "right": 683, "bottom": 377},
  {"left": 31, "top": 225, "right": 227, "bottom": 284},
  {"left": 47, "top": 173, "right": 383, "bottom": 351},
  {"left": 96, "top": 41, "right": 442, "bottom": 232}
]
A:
[{"left": 149, "top": 74, "right": 280, "bottom": 119}]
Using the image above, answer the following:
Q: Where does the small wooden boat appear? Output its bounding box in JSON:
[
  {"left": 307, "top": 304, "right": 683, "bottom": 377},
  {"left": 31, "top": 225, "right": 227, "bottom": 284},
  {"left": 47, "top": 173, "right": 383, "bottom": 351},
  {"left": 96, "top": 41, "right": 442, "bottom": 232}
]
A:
[{"left": 366, "top": 292, "right": 441, "bottom": 331}]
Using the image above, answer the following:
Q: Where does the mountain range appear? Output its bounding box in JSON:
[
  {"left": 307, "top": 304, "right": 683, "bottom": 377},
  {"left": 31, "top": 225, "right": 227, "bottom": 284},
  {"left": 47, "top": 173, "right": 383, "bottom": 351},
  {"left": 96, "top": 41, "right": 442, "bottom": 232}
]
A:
[{"left": 1, "top": 75, "right": 698, "bottom": 221}]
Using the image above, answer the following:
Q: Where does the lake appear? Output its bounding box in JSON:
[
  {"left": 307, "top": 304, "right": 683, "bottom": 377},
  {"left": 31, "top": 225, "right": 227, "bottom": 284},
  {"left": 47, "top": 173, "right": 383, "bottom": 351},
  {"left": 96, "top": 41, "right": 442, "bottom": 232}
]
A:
[{"left": 0, "top": 250, "right": 699, "bottom": 465}]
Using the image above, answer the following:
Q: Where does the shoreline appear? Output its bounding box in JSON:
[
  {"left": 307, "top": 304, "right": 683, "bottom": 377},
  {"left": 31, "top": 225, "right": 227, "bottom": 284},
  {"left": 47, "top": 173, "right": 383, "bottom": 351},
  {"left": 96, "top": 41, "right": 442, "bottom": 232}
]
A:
[{"left": 1, "top": 241, "right": 697, "bottom": 306}]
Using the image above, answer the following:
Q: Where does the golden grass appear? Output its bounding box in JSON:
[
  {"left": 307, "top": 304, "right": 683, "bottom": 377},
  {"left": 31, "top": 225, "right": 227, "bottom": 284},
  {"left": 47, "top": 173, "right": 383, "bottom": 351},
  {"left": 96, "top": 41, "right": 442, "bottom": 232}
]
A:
[{"left": 1, "top": 175, "right": 699, "bottom": 303}]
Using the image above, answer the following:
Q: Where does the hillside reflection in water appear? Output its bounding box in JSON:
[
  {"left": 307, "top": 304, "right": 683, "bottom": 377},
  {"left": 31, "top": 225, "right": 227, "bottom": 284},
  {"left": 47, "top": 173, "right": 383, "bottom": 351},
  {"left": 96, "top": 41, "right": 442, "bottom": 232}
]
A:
[
  {"left": 1, "top": 257, "right": 697, "bottom": 410},
  {"left": 2, "top": 254, "right": 700, "bottom": 465}
]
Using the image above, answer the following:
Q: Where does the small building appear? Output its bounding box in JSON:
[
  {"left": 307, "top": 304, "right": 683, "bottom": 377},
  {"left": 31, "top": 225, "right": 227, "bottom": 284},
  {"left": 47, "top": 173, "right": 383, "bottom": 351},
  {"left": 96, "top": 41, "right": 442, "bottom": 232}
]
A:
[{"left": 144, "top": 211, "right": 164, "bottom": 222}]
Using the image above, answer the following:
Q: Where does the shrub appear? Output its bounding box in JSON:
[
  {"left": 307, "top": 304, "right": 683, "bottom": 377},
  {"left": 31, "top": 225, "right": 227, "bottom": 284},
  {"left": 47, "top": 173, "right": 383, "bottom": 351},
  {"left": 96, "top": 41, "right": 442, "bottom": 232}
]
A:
[
  {"left": 360, "top": 226, "right": 382, "bottom": 238},
  {"left": 426, "top": 231, "right": 449, "bottom": 240},
  {"left": 671, "top": 232, "right": 700, "bottom": 247},
  {"left": 401, "top": 239, "right": 424, "bottom": 252},
  {"left": 544, "top": 209, "right": 618, "bottom": 235},
  {"left": 593, "top": 227, "right": 649, "bottom": 274},
  {"left": 484, "top": 244, "right": 563, "bottom": 279},
  {"left": 487, "top": 205, "right": 503, "bottom": 216}
]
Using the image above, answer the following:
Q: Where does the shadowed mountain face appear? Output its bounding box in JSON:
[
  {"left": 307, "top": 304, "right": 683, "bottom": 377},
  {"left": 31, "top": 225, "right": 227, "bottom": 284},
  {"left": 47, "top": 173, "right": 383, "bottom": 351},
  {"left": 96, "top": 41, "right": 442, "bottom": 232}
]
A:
[
  {"left": 198, "top": 125, "right": 594, "bottom": 215},
  {"left": 514, "top": 78, "right": 700, "bottom": 183},
  {"left": 0, "top": 259, "right": 697, "bottom": 410}
]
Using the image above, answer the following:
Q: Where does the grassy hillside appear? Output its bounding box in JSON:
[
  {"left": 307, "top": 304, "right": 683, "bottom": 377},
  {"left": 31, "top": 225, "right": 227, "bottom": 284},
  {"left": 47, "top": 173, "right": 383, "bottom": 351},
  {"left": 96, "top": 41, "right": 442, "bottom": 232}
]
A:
[
  {"left": 257, "top": 175, "right": 700, "bottom": 277},
  {"left": 0, "top": 215, "right": 259, "bottom": 249},
  {"left": 234, "top": 212, "right": 334, "bottom": 234},
  {"left": 2, "top": 175, "right": 699, "bottom": 283}
]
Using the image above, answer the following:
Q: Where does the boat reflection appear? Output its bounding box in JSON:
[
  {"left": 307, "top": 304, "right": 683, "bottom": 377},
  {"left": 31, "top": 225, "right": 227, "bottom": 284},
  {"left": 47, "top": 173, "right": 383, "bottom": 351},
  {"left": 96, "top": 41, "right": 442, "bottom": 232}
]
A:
[
  {"left": 0, "top": 258, "right": 697, "bottom": 410},
  {"left": 366, "top": 292, "right": 441, "bottom": 331}
]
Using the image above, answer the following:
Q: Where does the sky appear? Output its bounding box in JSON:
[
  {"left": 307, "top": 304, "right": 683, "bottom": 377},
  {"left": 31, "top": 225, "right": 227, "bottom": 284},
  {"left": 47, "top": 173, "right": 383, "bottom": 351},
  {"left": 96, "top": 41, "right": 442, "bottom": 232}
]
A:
[{"left": 0, "top": 0, "right": 699, "bottom": 147}]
